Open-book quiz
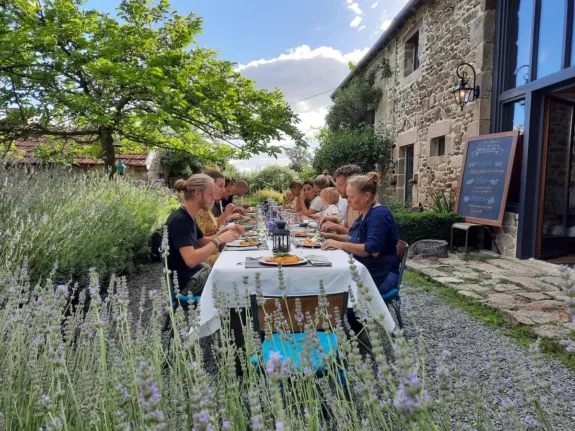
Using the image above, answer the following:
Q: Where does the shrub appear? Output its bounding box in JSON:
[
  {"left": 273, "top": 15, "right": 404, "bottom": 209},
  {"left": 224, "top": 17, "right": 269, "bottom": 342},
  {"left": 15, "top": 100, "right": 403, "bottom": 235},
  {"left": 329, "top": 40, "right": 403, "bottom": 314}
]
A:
[
  {"left": 0, "top": 166, "right": 171, "bottom": 284},
  {"left": 0, "top": 249, "right": 568, "bottom": 430},
  {"left": 252, "top": 188, "right": 284, "bottom": 203},
  {"left": 394, "top": 212, "right": 464, "bottom": 245},
  {"left": 250, "top": 166, "right": 297, "bottom": 192}
]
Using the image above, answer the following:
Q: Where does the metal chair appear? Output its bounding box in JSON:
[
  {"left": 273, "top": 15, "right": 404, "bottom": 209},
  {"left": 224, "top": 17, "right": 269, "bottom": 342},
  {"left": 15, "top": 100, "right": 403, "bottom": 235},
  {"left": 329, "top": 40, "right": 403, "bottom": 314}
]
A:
[
  {"left": 381, "top": 240, "right": 409, "bottom": 329},
  {"left": 250, "top": 292, "right": 348, "bottom": 376}
]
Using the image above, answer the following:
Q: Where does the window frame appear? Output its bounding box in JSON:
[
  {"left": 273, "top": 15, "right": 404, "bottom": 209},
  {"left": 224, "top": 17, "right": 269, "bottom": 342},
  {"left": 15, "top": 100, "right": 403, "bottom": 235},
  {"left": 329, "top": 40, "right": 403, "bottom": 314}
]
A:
[{"left": 402, "top": 20, "right": 422, "bottom": 76}]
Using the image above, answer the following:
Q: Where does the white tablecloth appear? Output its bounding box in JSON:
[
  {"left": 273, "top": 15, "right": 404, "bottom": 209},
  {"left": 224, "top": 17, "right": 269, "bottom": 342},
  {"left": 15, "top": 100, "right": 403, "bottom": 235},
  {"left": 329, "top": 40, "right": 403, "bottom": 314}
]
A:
[{"left": 197, "top": 240, "right": 396, "bottom": 337}]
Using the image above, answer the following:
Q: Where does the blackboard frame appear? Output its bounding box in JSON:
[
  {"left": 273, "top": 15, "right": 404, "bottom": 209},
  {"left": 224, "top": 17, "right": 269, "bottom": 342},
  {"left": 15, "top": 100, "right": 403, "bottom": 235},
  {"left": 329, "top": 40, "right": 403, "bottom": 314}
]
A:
[{"left": 455, "top": 131, "right": 519, "bottom": 227}]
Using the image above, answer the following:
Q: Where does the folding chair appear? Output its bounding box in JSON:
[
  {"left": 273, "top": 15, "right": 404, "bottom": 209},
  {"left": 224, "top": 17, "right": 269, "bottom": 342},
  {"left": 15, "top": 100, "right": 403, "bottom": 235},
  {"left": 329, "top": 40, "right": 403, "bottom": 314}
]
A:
[
  {"left": 250, "top": 292, "right": 348, "bottom": 375},
  {"left": 381, "top": 240, "right": 409, "bottom": 329}
]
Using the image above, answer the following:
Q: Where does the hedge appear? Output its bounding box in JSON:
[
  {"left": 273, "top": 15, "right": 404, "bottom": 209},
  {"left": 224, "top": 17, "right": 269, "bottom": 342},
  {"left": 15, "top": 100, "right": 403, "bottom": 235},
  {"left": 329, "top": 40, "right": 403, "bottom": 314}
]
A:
[{"left": 394, "top": 212, "right": 464, "bottom": 246}]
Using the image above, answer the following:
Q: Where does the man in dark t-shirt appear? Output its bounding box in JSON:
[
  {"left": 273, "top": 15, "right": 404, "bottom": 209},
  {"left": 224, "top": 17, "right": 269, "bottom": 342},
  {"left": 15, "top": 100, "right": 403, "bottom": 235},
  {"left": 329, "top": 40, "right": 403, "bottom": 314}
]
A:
[{"left": 165, "top": 174, "right": 244, "bottom": 297}]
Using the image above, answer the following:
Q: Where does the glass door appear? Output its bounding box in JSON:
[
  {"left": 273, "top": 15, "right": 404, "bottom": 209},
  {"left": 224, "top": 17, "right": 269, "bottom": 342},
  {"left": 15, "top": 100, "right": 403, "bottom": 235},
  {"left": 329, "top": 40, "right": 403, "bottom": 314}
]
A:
[{"left": 539, "top": 97, "right": 575, "bottom": 258}]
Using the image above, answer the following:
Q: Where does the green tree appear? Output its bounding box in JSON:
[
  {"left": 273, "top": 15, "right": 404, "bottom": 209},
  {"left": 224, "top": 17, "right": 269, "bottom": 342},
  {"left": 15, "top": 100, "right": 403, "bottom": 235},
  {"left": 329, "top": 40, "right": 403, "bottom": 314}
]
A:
[
  {"left": 312, "top": 125, "right": 393, "bottom": 176},
  {"left": 284, "top": 145, "right": 311, "bottom": 172},
  {"left": 251, "top": 166, "right": 297, "bottom": 192},
  {"left": 325, "top": 74, "right": 382, "bottom": 131},
  {"left": 0, "top": 0, "right": 303, "bottom": 175}
]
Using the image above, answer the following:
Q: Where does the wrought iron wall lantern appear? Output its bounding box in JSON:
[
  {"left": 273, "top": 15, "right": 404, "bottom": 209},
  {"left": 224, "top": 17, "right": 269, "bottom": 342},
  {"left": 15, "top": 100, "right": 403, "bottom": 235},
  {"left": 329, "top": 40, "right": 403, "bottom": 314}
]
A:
[{"left": 452, "top": 63, "right": 480, "bottom": 110}]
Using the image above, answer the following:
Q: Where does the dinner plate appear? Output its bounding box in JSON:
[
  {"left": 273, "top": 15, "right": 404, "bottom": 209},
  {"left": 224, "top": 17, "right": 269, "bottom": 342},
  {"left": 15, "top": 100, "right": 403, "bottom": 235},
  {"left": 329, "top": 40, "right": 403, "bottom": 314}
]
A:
[
  {"left": 227, "top": 240, "right": 261, "bottom": 247},
  {"left": 293, "top": 232, "right": 309, "bottom": 237},
  {"left": 238, "top": 224, "right": 256, "bottom": 230},
  {"left": 299, "top": 242, "right": 322, "bottom": 248},
  {"left": 258, "top": 257, "right": 308, "bottom": 266}
]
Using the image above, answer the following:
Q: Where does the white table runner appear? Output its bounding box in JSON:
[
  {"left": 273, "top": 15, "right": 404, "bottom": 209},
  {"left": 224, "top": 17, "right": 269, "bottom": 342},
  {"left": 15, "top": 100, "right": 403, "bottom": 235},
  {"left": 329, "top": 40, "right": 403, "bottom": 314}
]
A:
[{"left": 197, "top": 240, "right": 396, "bottom": 337}]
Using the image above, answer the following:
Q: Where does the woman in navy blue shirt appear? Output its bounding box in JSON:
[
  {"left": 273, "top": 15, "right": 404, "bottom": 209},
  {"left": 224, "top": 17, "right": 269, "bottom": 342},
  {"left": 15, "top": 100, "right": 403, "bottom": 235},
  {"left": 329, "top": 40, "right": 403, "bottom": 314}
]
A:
[{"left": 321, "top": 172, "right": 400, "bottom": 295}]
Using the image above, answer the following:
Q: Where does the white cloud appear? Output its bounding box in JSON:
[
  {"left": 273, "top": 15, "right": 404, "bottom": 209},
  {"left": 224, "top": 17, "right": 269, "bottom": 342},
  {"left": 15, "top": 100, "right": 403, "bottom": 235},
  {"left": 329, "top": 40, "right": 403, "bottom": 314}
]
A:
[
  {"left": 358, "top": 25, "right": 367, "bottom": 31},
  {"left": 233, "top": 45, "right": 368, "bottom": 171},
  {"left": 350, "top": 16, "right": 363, "bottom": 28},
  {"left": 347, "top": 2, "right": 363, "bottom": 16},
  {"left": 380, "top": 19, "right": 392, "bottom": 31},
  {"left": 371, "top": 2, "right": 379, "bottom": 8}
]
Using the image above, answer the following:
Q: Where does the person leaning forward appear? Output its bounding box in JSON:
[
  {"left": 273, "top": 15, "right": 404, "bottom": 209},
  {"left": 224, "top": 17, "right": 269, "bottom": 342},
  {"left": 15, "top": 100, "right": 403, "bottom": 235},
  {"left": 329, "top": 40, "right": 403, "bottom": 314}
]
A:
[{"left": 165, "top": 173, "right": 245, "bottom": 299}]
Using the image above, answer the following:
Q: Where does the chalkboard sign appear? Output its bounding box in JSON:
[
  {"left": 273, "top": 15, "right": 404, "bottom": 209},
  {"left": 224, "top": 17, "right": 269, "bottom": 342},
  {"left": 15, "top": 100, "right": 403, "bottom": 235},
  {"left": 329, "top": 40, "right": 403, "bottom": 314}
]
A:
[{"left": 455, "top": 131, "right": 519, "bottom": 227}]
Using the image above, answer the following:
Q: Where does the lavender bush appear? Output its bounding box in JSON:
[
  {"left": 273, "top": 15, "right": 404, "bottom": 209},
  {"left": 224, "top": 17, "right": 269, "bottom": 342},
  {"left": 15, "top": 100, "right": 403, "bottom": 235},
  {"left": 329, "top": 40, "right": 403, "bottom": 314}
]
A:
[
  {"left": 0, "top": 230, "right": 572, "bottom": 430},
  {"left": 0, "top": 165, "right": 171, "bottom": 284}
]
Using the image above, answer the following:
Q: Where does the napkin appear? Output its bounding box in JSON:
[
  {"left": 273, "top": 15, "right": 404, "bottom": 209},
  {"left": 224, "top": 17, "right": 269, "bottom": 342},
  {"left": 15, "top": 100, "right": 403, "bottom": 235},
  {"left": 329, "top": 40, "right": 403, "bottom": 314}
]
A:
[{"left": 305, "top": 255, "right": 332, "bottom": 267}]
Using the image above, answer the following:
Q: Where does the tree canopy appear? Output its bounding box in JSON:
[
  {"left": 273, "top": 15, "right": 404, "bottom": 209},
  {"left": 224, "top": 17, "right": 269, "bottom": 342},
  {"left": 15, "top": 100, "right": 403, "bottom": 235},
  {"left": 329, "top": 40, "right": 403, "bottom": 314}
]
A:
[
  {"left": 284, "top": 145, "right": 311, "bottom": 172},
  {"left": 0, "top": 0, "right": 303, "bottom": 174},
  {"left": 312, "top": 125, "right": 393, "bottom": 175}
]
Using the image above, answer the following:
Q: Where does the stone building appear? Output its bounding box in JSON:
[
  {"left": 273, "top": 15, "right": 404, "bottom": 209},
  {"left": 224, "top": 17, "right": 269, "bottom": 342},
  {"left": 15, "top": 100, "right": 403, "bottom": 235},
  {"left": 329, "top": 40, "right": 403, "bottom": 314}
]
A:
[{"left": 335, "top": 0, "right": 575, "bottom": 261}]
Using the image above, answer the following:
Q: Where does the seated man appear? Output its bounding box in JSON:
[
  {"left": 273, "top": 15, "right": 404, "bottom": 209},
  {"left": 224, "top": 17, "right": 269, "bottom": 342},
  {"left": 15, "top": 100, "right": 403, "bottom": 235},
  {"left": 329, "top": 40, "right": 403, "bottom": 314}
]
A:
[
  {"left": 166, "top": 173, "right": 244, "bottom": 300},
  {"left": 221, "top": 180, "right": 250, "bottom": 214}
]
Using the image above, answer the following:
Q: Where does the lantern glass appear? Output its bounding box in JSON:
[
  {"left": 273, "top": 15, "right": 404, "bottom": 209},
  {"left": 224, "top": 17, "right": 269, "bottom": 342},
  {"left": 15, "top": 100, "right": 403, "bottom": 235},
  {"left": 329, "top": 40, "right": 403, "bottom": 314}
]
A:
[
  {"left": 272, "top": 221, "right": 290, "bottom": 253},
  {"left": 453, "top": 82, "right": 472, "bottom": 108}
]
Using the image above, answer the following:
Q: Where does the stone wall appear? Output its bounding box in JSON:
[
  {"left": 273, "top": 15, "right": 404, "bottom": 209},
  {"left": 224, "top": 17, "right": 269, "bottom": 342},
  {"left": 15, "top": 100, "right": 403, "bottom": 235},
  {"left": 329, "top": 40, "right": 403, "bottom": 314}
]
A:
[
  {"left": 365, "top": 0, "right": 496, "bottom": 205},
  {"left": 492, "top": 212, "right": 519, "bottom": 258}
]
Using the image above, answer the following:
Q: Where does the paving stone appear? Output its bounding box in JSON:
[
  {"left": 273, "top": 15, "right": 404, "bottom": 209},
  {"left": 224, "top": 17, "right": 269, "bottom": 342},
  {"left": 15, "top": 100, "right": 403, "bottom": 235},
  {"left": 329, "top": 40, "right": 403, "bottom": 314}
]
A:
[
  {"left": 459, "top": 290, "right": 483, "bottom": 300},
  {"left": 546, "top": 291, "right": 569, "bottom": 301},
  {"left": 421, "top": 268, "right": 452, "bottom": 278},
  {"left": 459, "top": 284, "right": 492, "bottom": 294},
  {"left": 515, "top": 291, "right": 549, "bottom": 302},
  {"left": 539, "top": 276, "right": 565, "bottom": 288},
  {"left": 561, "top": 322, "right": 575, "bottom": 331},
  {"left": 490, "top": 259, "right": 545, "bottom": 277},
  {"left": 502, "top": 309, "right": 535, "bottom": 326},
  {"left": 488, "top": 293, "right": 525, "bottom": 310},
  {"left": 476, "top": 272, "right": 493, "bottom": 280},
  {"left": 452, "top": 271, "right": 481, "bottom": 280},
  {"left": 466, "top": 262, "right": 504, "bottom": 274},
  {"left": 532, "top": 325, "right": 569, "bottom": 340},
  {"left": 527, "top": 300, "right": 566, "bottom": 312},
  {"left": 479, "top": 250, "right": 500, "bottom": 257},
  {"left": 435, "top": 277, "right": 465, "bottom": 284},
  {"left": 493, "top": 284, "right": 522, "bottom": 293},
  {"left": 523, "top": 310, "right": 560, "bottom": 325}
]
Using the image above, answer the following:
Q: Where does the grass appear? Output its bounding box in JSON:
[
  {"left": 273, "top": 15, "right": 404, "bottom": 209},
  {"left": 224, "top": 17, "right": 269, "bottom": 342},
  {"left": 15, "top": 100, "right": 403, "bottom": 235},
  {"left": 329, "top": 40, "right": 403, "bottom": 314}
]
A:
[
  {"left": 471, "top": 268, "right": 485, "bottom": 274},
  {"left": 403, "top": 270, "right": 575, "bottom": 368}
]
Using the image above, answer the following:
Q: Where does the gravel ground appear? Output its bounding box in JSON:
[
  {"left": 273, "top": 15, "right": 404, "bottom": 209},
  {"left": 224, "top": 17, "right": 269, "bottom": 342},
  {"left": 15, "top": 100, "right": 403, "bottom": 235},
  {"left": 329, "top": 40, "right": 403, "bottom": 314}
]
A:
[
  {"left": 401, "top": 285, "right": 575, "bottom": 430},
  {"left": 126, "top": 262, "right": 575, "bottom": 429}
]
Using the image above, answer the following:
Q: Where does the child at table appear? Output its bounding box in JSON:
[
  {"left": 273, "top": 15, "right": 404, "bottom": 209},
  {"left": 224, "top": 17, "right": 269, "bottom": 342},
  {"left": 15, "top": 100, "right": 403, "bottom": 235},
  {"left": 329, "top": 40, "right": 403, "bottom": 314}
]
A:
[{"left": 311, "top": 187, "right": 342, "bottom": 222}]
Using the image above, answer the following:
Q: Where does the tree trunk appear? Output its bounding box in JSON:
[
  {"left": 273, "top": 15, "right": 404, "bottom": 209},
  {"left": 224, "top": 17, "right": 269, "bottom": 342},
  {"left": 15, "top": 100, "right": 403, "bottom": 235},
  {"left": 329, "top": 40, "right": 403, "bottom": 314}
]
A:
[
  {"left": 99, "top": 126, "right": 116, "bottom": 179},
  {"left": 146, "top": 149, "right": 164, "bottom": 182}
]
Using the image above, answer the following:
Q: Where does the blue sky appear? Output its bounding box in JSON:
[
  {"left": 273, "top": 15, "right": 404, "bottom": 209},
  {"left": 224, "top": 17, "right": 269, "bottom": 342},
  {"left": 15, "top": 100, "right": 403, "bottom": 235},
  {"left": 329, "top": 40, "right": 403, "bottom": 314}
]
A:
[{"left": 85, "top": 0, "right": 409, "bottom": 170}]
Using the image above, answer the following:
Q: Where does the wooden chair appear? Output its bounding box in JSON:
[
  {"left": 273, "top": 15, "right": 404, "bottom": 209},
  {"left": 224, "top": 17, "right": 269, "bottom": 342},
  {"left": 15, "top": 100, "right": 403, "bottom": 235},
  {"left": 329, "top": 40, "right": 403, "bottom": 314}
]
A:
[
  {"left": 381, "top": 240, "right": 409, "bottom": 329},
  {"left": 250, "top": 292, "right": 348, "bottom": 373}
]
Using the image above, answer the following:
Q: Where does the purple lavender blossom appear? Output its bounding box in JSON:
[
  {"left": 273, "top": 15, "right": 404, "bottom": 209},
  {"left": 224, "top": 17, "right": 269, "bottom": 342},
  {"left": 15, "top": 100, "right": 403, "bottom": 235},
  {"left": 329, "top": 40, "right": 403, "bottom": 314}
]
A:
[{"left": 252, "top": 414, "right": 263, "bottom": 430}]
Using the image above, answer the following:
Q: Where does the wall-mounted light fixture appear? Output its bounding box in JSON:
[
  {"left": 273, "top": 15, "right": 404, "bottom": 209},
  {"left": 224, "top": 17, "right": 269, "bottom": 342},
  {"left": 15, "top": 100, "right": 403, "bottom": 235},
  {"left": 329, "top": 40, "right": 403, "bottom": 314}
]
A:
[{"left": 452, "top": 63, "right": 480, "bottom": 110}]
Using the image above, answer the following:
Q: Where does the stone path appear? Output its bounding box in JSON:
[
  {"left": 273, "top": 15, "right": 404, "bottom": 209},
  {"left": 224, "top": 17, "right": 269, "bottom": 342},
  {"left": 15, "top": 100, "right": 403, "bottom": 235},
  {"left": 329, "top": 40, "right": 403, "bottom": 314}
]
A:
[{"left": 407, "top": 253, "right": 575, "bottom": 344}]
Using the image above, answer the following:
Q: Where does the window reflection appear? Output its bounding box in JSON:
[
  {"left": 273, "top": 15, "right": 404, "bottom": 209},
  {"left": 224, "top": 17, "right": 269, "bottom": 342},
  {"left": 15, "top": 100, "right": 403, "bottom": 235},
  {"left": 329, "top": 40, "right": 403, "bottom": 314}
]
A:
[
  {"left": 503, "top": 100, "right": 525, "bottom": 205},
  {"left": 536, "top": 0, "right": 566, "bottom": 79},
  {"left": 507, "top": 0, "right": 534, "bottom": 89}
]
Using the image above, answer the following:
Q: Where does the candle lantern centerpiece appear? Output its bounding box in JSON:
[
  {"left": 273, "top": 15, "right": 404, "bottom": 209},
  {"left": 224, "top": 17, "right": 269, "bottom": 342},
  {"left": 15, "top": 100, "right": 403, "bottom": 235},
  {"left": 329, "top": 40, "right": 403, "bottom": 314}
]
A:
[{"left": 272, "top": 221, "right": 290, "bottom": 253}]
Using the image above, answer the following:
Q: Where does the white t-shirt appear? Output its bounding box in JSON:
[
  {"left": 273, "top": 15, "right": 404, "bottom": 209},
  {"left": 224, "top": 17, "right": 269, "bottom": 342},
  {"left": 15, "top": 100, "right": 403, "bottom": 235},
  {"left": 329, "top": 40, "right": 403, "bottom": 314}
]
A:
[
  {"left": 309, "top": 196, "right": 323, "bottom": 212},
  {"left": 315, "top": 204, "right": 342, "bottom": 221},
  {"left": 338, "top": 197, "right": 347, "bottom": 218}
]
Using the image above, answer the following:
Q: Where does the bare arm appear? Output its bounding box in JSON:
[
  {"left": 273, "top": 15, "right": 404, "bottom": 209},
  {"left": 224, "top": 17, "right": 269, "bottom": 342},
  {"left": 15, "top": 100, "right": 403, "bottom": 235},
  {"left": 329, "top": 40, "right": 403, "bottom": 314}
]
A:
[
  {"left": 320, "top": 233, "right": 348, "bottom": 241},
  {"left": 298, "top": 194, "right": 319, "bottom": 216},
  {"left": 321, "top": 240, "right": 379, "bottom": 257},
  {"left": 184, "top": 229, "right": 240, "bottom": 266}
]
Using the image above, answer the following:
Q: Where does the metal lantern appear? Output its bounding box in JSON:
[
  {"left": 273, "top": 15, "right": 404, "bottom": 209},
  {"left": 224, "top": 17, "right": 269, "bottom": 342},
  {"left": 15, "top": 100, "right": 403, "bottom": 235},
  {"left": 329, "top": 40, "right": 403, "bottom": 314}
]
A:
[
  {"left": 452, "top": 63, "right": 480, "bottom": 110},
  {"left": 272, "top": 221, "right": 290, "bottom": 253}
]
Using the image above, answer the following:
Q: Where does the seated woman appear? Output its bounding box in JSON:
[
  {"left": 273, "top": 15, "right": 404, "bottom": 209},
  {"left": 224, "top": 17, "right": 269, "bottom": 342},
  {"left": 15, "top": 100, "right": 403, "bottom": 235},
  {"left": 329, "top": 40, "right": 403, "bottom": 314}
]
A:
[
  {"left": 297, "top": 180, "right": 323, "bottom": 217},
  {"left": 184, "top": 169, "right": 240, "bottom": 266},
  {"left": 282, "top": 189, "right": 295, "bottom": 209},
  {"left": 321, "top": 172, "right": 400, "bottom": 295}
]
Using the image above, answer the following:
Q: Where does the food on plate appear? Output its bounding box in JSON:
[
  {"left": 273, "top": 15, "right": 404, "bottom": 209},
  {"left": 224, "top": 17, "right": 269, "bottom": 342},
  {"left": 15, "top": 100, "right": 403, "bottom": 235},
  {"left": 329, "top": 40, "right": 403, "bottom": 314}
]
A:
[
  {"left": 264, "top": 253, "right": 302, "bottom": 264},
  {"left": 246, "top": 230, "right": 256, "bottom": 236},
  {"left": 302, "top": 238, "right": 321, "bottom": 247},
  {"left": 242, "top": 218, "right": 256, "bottom": 224},
  {"left": 294, "top": 231, "right": 308, "bottom": 237},
  {"left": 239, "top": 241, "right": 257, "bottom": 246}
]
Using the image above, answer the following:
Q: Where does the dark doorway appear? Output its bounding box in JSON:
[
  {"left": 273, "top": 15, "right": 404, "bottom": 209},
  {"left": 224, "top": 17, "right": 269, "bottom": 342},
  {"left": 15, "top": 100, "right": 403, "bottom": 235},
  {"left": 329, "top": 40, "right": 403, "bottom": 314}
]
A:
[
  {"left": 538, "top": 94, "right": 575, "bottom": 258},
  {"left": 404, "top": 145, "right": 414, "bottom": 205}
]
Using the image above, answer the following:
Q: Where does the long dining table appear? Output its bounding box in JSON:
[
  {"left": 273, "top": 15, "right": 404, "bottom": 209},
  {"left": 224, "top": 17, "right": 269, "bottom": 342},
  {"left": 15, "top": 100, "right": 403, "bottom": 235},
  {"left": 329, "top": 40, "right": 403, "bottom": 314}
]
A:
[{"left": 196, "top": 239, "right": 397, "bottom": 337}]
